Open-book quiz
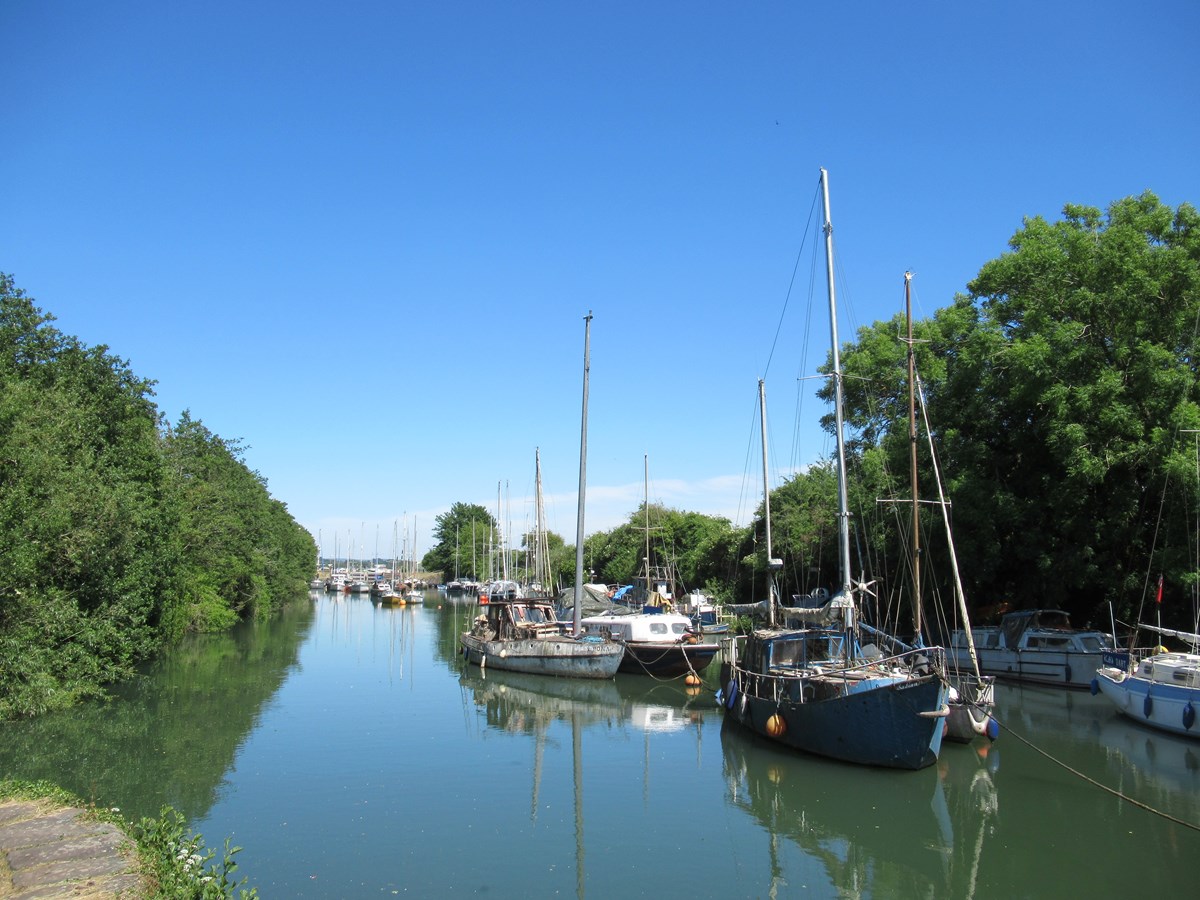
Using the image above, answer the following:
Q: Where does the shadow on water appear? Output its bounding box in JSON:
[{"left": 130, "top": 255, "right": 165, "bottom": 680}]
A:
[
  {"left": 0, "top": 596, "right": 315, "bottom": 821},
  {"left": 719, "top": 715, "right": 1000, "bottom": 897}
]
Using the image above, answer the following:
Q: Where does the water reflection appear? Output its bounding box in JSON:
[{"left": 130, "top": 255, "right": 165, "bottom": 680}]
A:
[
  {"left": 4, "top": 593, "right": 1198, "bottom": 898},
  {"left": 719, "top": 721, "right": 999, "bottom": 897},
  {"left": 0, "top": 597, "right": 315, "bottom": 821}
]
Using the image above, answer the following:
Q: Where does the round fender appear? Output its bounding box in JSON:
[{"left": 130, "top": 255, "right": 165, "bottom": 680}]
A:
[
  {"left": 1184, "top": 702, "right": 1196, "bottom": 731},
  {"left": 986, "top": 717, "right": 1000, "bottom": 742},
  {"left": 1089, "top": 678, "right": 1099, "bottom": 696}
]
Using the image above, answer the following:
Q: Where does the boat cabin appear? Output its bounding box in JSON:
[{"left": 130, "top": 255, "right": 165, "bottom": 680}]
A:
[
  {"left": 744, "top": 628, "right": 847, "bottom": 675},
  {"left": 473, "top": 599, "right": 565, "bottom": 641},
  {"left": 949, "top": 608, "right": 1114, "bottom": 688},
  {"left": 953, "top": 609, "right": 1112, "bottom": 653},
  {"left": 1137, "top": 652, "right": 1200, "bottom": 687},
  {"left": 581, "top": 611, "right": 694, "bottom": 644}
]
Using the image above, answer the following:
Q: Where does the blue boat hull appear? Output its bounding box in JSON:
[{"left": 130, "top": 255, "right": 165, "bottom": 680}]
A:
[
  {"left": 1093, "top": 668, "right": 1200, "bottom": 739},
  {"left": 723, "top": 669, "right": 948, "bottom": 769}
]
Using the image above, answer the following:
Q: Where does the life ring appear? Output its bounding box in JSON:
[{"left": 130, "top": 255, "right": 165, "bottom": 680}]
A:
[{"left": 725, "top": 679, "right": 738, "bottom": 710}]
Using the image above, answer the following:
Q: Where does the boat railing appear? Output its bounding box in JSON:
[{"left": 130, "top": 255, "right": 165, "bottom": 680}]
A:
[{"left": 737, "top": 645, "right": 945, "bottom": 704}]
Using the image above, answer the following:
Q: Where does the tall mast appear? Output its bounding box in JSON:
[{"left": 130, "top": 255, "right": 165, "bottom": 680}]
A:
[
  {"left": 820, "top": 167, "right": 853, "bottom": 599},
  {"left": 643, "top": 454, "right": 651, "bottom": 597},
  {"left": 573, "top": 311, "right": 593, "bottom": 637},
  {"left": 535, "top": 447, "right": 548, "bottom": 589},
  {"left": 759, "top": 379, "right": 779, "bottom": 628},
  {"left": 906, "top": 271, "right": 922, "bottom": 636},
  {"left": 917, "top": 373, "right": 982, "bottom": 679}
]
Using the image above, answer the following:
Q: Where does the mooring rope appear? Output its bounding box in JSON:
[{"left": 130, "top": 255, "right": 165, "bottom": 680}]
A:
[
  {"left": 626, "top": 642, "right": 706, "bottom": 683},
  {"left": 992, "top": 713, "right": 1200, "bottom": 832}
]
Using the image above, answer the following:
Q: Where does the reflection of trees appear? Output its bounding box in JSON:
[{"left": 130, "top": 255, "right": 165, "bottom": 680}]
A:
[
  {"left": 719, "top": 722, "right": 1000, "bottom": 898},
  {"left": 0, "top": 598, "right": 314, "bottom": 821}
]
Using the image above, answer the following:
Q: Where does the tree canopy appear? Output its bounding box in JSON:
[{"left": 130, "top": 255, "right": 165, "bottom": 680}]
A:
[
  {"left": 0, "top": 274, "right": 316, "bottom": 718},
  {"left": 791, "top": 192, "right": 1200, "bottom": 631},
  {"left": 421, "top": 502, "right": 497, "bottom": 581}
]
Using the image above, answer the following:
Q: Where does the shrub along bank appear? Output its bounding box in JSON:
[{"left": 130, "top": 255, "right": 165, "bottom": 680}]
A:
[{"left": 0, "top": 274, "right": 316, "bottom": 720}]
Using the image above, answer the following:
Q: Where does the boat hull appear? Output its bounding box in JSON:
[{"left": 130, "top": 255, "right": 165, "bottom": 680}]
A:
[
  {"left": 722, "top": 667, "right": 948, "bottom": 769},
  {"left": 1093, "top": 665, "right": 1200, "bottom": 740},
  {"left": 944, "top": 676, "right": 997, "bottom": 743},
  {"left": 950, "top": 645, "right": 1105, "bottom": 689},
  {"left": 619, "top": 641, "right": 718, "bottom": 677},
  {"left": 460, "top": 633, "right": 624, "bottom": 679}
]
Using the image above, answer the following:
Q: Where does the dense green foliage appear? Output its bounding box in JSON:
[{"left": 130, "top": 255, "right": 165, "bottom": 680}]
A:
[
  {"left": 0, "top": 274, "right": 316, "bottom": 719},
  {"left": 133, "top": 805, "right": 258, "bottom": 899},
  {"left": 583, "top": 503, "right": 742, "bottom": 601},
  {"left": 784, "top": 192, "right": 1200, "bottom": 632},
  {"left": 421, "top": 502, "right": 497, "bottom": 580}
]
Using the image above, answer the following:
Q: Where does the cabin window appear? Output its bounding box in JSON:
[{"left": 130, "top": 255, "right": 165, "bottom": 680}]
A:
[
  {"left": 985, "top": 633, "right": 1000, "bottom": 648},
  {"left": 650, "top": 622, "right": 668, "bottom": 635},
  {"left": 528, "top": 608, "right": 546, "bottom": 623},
  {"left": 1080, "top": 636, "right": 1107, "bottom": 652},
  {"left": 771, "top": 642, "right": 804, "bottom": 668},
  {"left": 671, "top": 623, "right": 688, "bottom": 635}
]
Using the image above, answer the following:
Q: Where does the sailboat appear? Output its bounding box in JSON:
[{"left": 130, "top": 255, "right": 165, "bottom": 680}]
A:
[
  {"left": 581, "top": 455, "right": 719, "bottom": 678},
  {"left": 460, "top": 313, "right": 625, "bottom": 679},
  {"left": 1093, "top": 433, "right": 1200, "bottom": 738},
  {"left": 900, "top": 271, "right": 996, "bottom": 743},
  {"left": 717, "top": 169, "right": 950, "bottom": 770}
]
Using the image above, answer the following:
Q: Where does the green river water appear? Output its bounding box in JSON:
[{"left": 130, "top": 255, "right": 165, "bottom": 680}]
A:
[{"left": 1, "top": 592, "right": 1196, "bottom": 897}]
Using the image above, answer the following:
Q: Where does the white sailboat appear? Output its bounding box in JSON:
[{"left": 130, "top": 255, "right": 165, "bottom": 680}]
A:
[{"left": 1093, "top": 434, "right": 1200, "bottom": 737}]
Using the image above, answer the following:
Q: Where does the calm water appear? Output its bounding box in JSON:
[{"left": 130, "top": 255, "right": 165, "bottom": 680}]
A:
[{"left": 2, "top": 592, "right": 1197, "bottom": 897}]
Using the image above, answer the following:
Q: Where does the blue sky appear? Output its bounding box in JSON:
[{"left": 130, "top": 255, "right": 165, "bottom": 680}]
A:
[{"left": 4, "top": 1, "right": 1198, "bottom": 562}]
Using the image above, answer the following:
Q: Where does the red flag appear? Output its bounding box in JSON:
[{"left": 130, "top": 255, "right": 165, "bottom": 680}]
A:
[{"left": 1155, "top": 574, "right": 1163, "bottom": 605}]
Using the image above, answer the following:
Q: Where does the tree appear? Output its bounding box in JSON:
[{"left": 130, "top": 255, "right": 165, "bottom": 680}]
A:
[
  {"left": 823, "top": 193, "right": 1200, "bottom": 628},
  {"left": 581, "top": 503, "right": 743, "bottom": 600},
  {"left": 422, "top": 502, "right": 497, "bottom": 581},
  {"left": 0, "top": 274, "right": 316, "bottom": 718},
  {"left": 0, "top": 275, "right": 172, "bottom": 715}
]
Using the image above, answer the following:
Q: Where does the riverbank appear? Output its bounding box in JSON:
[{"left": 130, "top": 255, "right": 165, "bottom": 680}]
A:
[{"left": 0, "top": 799, "right": 145, "bottom": 898}]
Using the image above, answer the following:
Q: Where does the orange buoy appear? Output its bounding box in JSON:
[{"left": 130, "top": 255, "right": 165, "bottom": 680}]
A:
[
  {"left": 684, "top": 673, "right": 701, "bottom": 687},
  {"left": 766, "top": 714, "right": 787, "bottom": 738}
]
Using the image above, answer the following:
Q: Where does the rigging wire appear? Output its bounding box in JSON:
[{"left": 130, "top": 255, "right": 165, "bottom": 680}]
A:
[
  {"left": 993, "top": 713, "right": 1200, "bottom": 833},
  {"left": 761, "top": 181, "right": 821, "bottom": 382}
]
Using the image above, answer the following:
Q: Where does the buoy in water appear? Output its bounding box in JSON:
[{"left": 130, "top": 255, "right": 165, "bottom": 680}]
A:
[
  {"left": 766, "top": 714, "right": 787, "bottom": 737},
  {"left": 685, "top": 673, "right": 701, "bottom": 687}
]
